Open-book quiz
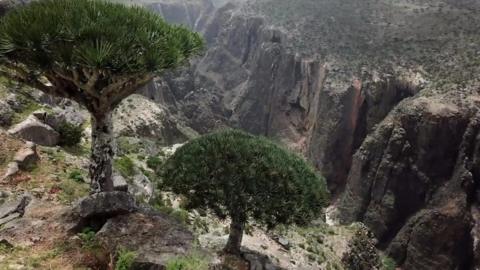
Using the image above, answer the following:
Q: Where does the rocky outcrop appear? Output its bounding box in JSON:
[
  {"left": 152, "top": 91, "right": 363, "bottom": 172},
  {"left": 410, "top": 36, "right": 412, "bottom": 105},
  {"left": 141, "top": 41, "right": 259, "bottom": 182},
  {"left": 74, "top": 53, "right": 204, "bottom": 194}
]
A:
[
  {"left": 0, "top": 194, "right": 32, "bottom": 226},
  {"left": 97, "top": 212, "right": 194, "bottom": 269},
  {"left": 336, "top": 93, "right": 480, "bottom": 269},
  {"left": 13, "top": 141, "right": 38, "bottom": 171},
  {"left": 69, "top": 191, "right": 138, "bottom": 231},
  {"left": 113, "top": 94, "right": 196, "bottom": 145},
  {"left": 8, "top": 115, "right": 60, "bottom": 146}
]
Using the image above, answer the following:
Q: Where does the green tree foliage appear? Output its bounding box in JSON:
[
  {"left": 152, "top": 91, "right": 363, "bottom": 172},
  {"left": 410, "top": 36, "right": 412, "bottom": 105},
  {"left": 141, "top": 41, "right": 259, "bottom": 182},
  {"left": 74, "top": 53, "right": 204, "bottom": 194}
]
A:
[
  {"left": 0, "top": 0, "right": 203, "bottom": 192},
  {"left": 163, "top": 130, "right": 329, "bottom": 254}
]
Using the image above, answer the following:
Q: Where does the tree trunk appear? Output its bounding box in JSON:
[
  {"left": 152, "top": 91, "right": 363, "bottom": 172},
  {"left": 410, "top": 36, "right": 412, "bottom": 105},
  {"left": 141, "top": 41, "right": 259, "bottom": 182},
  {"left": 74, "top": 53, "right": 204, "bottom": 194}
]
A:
[
  {"left": 224, "top": 217, "right": 245, "bottom": 255},
  {"left": 89, "top": 111, "right": 115, "bottom": 193}
]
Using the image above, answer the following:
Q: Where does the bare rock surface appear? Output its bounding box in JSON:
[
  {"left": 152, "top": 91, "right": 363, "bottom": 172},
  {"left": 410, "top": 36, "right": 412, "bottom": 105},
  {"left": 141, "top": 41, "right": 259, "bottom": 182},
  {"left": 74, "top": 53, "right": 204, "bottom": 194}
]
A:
[
  {"left": 336, "top": 93, "right": 480, "bottom": 269},
  {"left": 13, "top": 141, "right": 39, "bottom": 171},
  {"left": 97, "top": 212, "right": 194, "bottom": 269},
  {"left": 1, "top": 162, "right": 19, "bottom": 182},
  {"left": 8, "top": 115, "right": 60, "bottom": 146},
  {"left": 70, "top": 191, "right": 137, "bottom": 221}
]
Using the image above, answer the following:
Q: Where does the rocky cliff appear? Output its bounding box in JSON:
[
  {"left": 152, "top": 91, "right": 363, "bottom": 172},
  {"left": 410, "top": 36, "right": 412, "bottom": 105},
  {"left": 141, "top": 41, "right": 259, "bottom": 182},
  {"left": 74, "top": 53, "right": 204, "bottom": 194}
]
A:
[{"left": 144, "top": 0, "right": 480, "bottom": 269}]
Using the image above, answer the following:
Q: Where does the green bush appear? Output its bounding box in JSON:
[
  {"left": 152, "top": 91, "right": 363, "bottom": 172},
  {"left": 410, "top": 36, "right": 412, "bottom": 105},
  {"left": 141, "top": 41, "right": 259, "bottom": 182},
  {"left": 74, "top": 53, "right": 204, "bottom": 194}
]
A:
[
  {"left": 114, "top": 156, "right": 136, "bottom": 178},
  {"left": 381, "top": 256, "right": 397, "bottom": 270},
  {"left": 146, "top": 156, "right": 163, "bottom": 172},
  {"left": 58, "top": 121, "right": 83, "bottom": 146},
  {"left": 163, "top": 130, "right": 329, "bottom": 254},
  {"left": 115, "top": 248, "right": 137, "bottom": 270},
  {"left": 166, "top": 254, "right": 209, "bottom": 270},
  {"left": 78, "top": 228, "right": 100, "bottom": 251},
  {"left": 68, "top": 169, "right": 84, "bottom": 182}
]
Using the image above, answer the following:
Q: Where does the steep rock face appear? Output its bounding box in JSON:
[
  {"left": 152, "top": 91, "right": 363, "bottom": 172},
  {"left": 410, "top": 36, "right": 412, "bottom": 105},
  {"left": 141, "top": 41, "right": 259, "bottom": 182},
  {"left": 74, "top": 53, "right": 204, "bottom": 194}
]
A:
[
  {"left": 144, "top": 1, "right": 480, "bottom": 269},
  {"left": 150, "top": 3, "right": 415, "bottom": 196},
  {"left": 337, "top": 92, "right": 480, "bottom": 269}
]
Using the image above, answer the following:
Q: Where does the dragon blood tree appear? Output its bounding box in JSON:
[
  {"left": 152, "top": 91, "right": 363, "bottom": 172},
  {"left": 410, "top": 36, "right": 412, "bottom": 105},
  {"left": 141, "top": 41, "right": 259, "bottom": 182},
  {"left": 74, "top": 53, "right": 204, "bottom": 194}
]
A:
[
  {"left": 162, "top": 130, "right": 329, "bottom": 255},
  {"left": 0, "top": 0, "right": 203, "bottom": 192}
]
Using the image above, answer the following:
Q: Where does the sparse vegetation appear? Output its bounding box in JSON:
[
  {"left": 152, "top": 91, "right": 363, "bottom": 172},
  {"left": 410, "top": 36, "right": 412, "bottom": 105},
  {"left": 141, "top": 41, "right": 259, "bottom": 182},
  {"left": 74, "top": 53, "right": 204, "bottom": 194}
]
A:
[
  {"left": 78, "top": 228, "right": 101, "bottom": 251},
  {"left": 115, "top": 248, "right": 137, "bottom": 270},
  {"left": 114, "top": 156, "right": 136, "bottom": 179},
  {"left": 166, "top": 253, "right": 210, "bottom": 270},
  {"left": 381, "top": 256, "right": 397, "bottom": 270},
  {"left": 68, "top": 169, "right": 85, "bottom": 183},
  {"left": 58, "top": 178, "right": 90, "bottom": 203}
]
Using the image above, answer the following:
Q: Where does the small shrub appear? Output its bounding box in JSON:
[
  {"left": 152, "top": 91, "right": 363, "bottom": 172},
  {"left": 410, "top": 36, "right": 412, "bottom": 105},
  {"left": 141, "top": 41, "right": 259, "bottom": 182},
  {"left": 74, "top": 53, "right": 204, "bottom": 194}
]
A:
[
  {"left": 78, "top": 228, "right": 100, "bottom": 251},
  {"left": 68, "top": 170, "right": 85, "bottom": 182},
  {"left": 115, "top": 248, "right": 137, "bottom": 270},
  {"left": 166, "top": 254, "right": 209, "bottom": 270},
  {"left": 146, "top": 156, "right": 163, "bottom": 172},
  {"left": 58, "top": 121, "right": 83, "bottom": 146},
  {"left": 114, "top": 156, "right": 136, "bottom": 178},
  {"left": 381, "top": 256, "right": 397, "bottom": 270},
  {"left": 342, "top": 225, "right": 380, "bottom": 270}
]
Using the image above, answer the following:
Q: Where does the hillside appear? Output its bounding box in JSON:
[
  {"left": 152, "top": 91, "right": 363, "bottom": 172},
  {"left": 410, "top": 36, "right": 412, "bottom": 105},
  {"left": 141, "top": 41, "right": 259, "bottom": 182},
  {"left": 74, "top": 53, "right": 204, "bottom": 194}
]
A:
[{"left": 1, "top": 0, "right": 480, "bottom": 269}]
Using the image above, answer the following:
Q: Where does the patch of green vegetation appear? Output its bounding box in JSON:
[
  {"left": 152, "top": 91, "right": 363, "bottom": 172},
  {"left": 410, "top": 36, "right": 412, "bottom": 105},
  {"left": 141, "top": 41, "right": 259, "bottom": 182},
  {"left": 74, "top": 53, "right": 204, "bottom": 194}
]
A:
[
  {"left": 62, "top": 142, "right": 90, "bottom": 157},
  {"left": 26, "top": 247, "right": 64, "bottom": 268},
  {"left": 58, "top": 178, "right": 89, "bottom": 204},
  {"left": 381, "top": 255, "right": 397, "bottom": 270},
  {"left": 114, "top": 156, "right": 136, "bottom": 179},
  {"left": 166, "top": 253, "right": 210, "bottom": 270},
  {"left": 115, "top": 248, "right": 137, "bottom": 270},
  {"left": 58, "top": 121, "right": 84, "bottom": 146},
  {"left": 0, "top": 241, "right": 14, "bottom": 254},
  {"left": 146, "top": 156, "right": 163, "bottom": 171},
  {"left": 117, "top": 137, "right": 142, "bottom": 155},
  {"left": 78, "top": 228, "right": 101, "bottom": 251},
  {"left": 68, "top": 169, "right": 85, "bottom": 183}
]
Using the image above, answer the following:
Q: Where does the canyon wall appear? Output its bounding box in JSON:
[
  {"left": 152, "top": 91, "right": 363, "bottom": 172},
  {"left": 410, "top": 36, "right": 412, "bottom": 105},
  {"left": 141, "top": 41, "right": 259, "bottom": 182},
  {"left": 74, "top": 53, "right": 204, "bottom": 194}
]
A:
[{"left": 142, "top": 0, "right": 480, "bottom": 268}]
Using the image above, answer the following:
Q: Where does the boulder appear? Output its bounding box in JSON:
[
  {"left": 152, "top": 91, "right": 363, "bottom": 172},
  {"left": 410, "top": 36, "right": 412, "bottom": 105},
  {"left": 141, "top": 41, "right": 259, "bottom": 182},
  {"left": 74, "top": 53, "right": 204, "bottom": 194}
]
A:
[
  {"left": 1, "top": 162, "right": 19, "bottom": 182},
  {"left": 13, "top": 142, "right": 39, "bottom": 171},
  {"left": 97, "top": 212, "right": 194, "bottom": 269},
  {"left": 8, "top": 115, "right": 60, "bottom": 146},
  {"left": 32, "top": 108, "right": 86, "bottom": 131},
  {"left": 131, "top": 173, "right": 154, "bottom": 200},
  {"left": 0, "top": 194, "right": 32, "bottom": 226},
  {"left": 112, "top": 172, "right": 129, "bottom": 192},
  {"left": 71, "top": 191, "right": 137, "bottom": 220}
]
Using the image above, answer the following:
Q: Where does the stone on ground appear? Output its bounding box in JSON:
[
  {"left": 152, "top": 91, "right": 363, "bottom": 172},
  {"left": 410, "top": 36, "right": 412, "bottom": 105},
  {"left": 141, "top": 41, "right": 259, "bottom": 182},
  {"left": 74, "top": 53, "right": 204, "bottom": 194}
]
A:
[
  {"left": 97, "top": 212, "right": 194, "bottom": 269},
  {"left": 8, "top": 115, "right": 59, "bottom": 146},
  {"left": 13, "top": 142, "right": 39, "bottom": 171}
]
